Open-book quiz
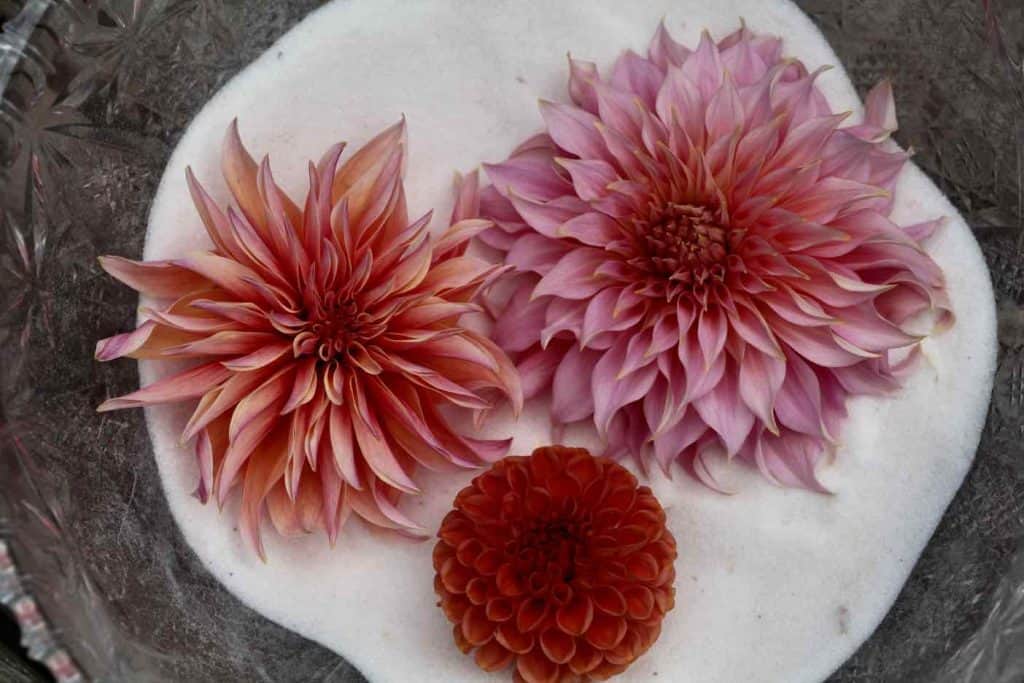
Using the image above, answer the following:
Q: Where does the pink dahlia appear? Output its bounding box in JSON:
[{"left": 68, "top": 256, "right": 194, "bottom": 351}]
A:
[
  {"left": 96, "top": 120, "right": 521, "bottom": 558},
  {"left": 479, "top": 23, "right": 951, "bottom": 490}
]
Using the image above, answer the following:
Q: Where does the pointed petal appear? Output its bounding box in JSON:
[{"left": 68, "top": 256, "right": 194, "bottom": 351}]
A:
[
  {"left": 98, "top": 256, "right": 209, "bottom": 299},
  {"left": 98, "top": 362, "right": 231, "bottom": 411}
]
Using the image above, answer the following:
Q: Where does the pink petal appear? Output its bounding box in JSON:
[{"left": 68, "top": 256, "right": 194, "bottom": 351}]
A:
[
  {"left": 719, "top": 32, "right": 769, "bottom": 86},
  {"left": 492, "top": 285, "right": 546, "bottom": 352},
  {"left": 555, "top": 158, "right": 619, "bottom": 201},
  {"left": 680, "top": 30, "right": 723, "bottom": 102},
  {"left": 704, "top": 72, "right": 744, "bottom": 141},
  {"left": 507, "top": 233, "right": 572, "bottom": 275},
  {"left": 581, "top": 287, "right": 643, "bottom": 346},
  {"left": 648, "top": 20, "right": 691, "bottom": 70},
  {"left": 619, "top": 327, "right": 658, "bottom": 378},
  {"left": 697, "top": 307, "right": 728, "bottom": 367},
  {"left": 756, "top": 433, "right": 830, "bottom": 493},
  {"left": 557, "top": 212, "right": 622, "bottom": 246},
  {"left": 593, "top": 81, "right": 643, "bottom": 143},
  {"left": 772, "top": 318, "right": 867, "bottom": 368},
  {"left": 655, "top": 67, "right": 704, "bottom": 148},
  {"left": 773, "top": 352, "right": 829, "bottom": 439},
  {"left": 609, "top": 50, "right": 664, "bottom": 109},
  {"left": 484, "top": 154, "right": 571, "bottom": 202},
  {"left": 678, "top": 330, "right": 727, "bottom": 401},
  {"left": 540, "top": 298, "right": 587, "bottom": 347},
  {"left": 516, "top": 344, "right": 563, "bottom": 399},
  {"left": 831, "top": 305, "right": 920, "bottom": 352},
  {"left": 381, "top": 353, "right": 490, "bottom": 410},
  {"left": 903, "top": 217, "right": 943, "bottom": 243},
  {"left": 538, "top": 100, "right": 610, "bottom": 162},
  {"left": 693, "top": 366, "right": 754, "bottom": 455},
  {"left": 507, "top": 193, "right": 586, "bottom": 239},
  {"left": 652, "top": 409, "right": 706, "bottom": 472},
  {"left": 831, "top": 360, "right": 900, "bottom": 395},
  {"left": 592, "top": 338, "right": 659, "bottom": 434},
  {"left": 768, "top": 114, "right": 848, "bottom": 171},
  {"left": 551, "top": 345, "right": 600, "bottom": 423},
  {"left": 728, "top": 301, "right": 783, "bottom": 358},
  {"left": 568, "top": 57, "right": 600, "bottom": 114},
  {"left": 532, "top": 248, "right": 607, "bottom": 300},
  {"left": 370, "top": 479, "right": 428, "bottom": 535},
  {"left": 738, "top": 347, "right": 786, "bottom": 433}
]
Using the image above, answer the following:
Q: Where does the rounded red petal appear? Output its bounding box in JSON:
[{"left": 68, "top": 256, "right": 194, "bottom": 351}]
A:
[
  {"left": 555, "top": 593, "right": 594, "bottom": 636},
  {"left": 434, "top": 446, "right": 677, "bottom": 679},
  {"left": 474, "top": 639, "right": 514, "bottom": 672},
  {"left": 516, "top": 647, "right": 561, "bottom": 683},
  {"left": 539, "top": 628, "right": 577, "bottom": 665},
  {"left": 462, "top": 605, "right": 496, "bottom": 646},
  {"left": 585, "top": 614, "right": 628, "bottom": 651}
]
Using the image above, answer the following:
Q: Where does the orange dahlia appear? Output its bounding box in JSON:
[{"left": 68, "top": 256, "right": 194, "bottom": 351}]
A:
[
  {"left": 96, "top": 120, "right": 522, "bottom": 558},
  {"left": 434, "top": 446, "right": 677, "bottom": 682}
]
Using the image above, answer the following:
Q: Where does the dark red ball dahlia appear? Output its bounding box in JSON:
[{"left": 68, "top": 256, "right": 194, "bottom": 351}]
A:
[{"left": 433, "top": 446, "right": 677, "bottom": 682}]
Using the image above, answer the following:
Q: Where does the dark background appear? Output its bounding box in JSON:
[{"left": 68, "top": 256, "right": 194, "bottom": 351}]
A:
[{"left": 0, "top": 1, "right": 1021, "bottom": 681}]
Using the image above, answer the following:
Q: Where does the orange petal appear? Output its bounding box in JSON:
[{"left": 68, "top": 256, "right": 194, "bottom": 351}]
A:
[
  {"left": 238, "top": 426, "right": 288, "bottom": 560},
  {"left": 95, "top": 321, "right": 199, "bottom": 361},
  {"left": 185, "top": 167, "right": 247, "bottom": 262},
  {"left": 182, "top": 369, "right": 268, "bottom": 441},
  {"left": 328, "top": 403, "right": 362, "bottom": 489},
  {"left": 98, "top": 362, "right": 230, "bottom": 412},
  {"left": 331, "top": 117, "right": 406, "bottom": 206},
  {"left": 449, "top": 169, "right": 481, "bottom": 226},
  {"left": 98, "top": 255, "right": 210, "bottom": 299}
]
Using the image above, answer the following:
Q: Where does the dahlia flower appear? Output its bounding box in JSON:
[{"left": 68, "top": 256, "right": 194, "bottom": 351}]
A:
[
  {"left": 479, "top": 23, "right": 951, "bottom": 490},
  {"left": 96, "top": 120, "right": 521, "bottom": 558},
  {"left": 434, "top": 445, "right": 676, "bottom": 682}
]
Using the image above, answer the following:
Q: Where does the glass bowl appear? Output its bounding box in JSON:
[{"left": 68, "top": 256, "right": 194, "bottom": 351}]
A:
[{"left": 0, "top": 1, "right": 1021, "bottom": 681}]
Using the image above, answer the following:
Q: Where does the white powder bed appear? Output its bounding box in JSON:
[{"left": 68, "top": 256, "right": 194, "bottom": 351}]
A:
[{"left": 137, "top": 1, "right": 998, "bottom": 681}]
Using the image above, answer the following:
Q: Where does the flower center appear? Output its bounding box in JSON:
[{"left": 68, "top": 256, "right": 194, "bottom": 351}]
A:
[
  {"left": 630, "top": 202, "right": 730, "bottom": 286},
  {"left": 514, "top": 515, "right": 591, "bottom": 585},
  {"left": 307, "top": 292, "right": 383, "bottom": 362}
]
